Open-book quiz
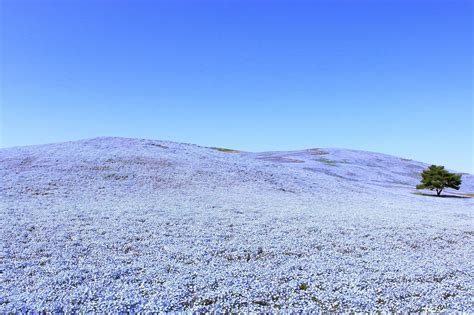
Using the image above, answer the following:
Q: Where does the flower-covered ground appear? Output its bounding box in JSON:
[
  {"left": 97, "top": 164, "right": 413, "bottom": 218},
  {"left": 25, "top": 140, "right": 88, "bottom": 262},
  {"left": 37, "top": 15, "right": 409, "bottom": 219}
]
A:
[{"left": 1, "top": 137, "right": 473, "bottom": 312}]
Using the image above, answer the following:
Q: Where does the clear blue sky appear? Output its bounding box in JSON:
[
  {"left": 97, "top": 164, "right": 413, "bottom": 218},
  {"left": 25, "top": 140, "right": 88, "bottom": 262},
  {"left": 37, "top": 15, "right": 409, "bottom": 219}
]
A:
[{"left": 1, "top": 0, "right": 472, "bottom": 172}]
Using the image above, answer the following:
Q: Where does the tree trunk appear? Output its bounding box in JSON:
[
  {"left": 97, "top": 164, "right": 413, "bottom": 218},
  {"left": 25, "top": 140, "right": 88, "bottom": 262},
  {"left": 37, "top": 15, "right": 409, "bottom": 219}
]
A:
[{"left": 436, "top": 189, "right": 442, "bottom": 196}]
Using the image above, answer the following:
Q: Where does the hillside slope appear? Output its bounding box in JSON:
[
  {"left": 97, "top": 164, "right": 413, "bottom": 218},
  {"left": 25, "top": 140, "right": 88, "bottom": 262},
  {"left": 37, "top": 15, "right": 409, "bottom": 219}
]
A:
[{"left": 1, "top": 137, "right": 473, "bottom": 312}]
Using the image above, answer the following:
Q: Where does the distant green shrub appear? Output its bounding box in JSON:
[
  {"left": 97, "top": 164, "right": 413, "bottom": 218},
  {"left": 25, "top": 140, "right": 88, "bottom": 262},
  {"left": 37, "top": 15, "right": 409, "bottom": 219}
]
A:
[{"left": 299, "top": 282, "right": 309, "bottom": 290}]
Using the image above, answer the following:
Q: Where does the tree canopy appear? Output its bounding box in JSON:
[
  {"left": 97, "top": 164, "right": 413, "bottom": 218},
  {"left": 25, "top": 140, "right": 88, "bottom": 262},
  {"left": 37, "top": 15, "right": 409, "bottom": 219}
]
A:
[{"left": 416, "top": 165, "right": 462, "bottom": 196}]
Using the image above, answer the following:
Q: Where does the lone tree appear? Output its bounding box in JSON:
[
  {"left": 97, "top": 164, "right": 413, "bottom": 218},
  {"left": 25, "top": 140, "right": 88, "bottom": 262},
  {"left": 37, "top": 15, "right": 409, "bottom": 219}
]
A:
[{"left": 416, "top": 165, "right": 462, "bottom": 196}]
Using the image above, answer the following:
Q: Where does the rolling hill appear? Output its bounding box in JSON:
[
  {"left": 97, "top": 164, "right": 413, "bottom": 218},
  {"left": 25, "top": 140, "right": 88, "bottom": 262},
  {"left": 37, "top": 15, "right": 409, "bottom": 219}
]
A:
[{"left": 1, "top": 137, "right": 473, "bottom": 312}]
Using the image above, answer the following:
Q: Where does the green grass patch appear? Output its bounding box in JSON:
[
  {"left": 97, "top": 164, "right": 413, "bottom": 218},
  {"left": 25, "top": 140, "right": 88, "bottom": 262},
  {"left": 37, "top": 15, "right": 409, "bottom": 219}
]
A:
[
  {"left": 210, "top": 147, "right": 240, "bottom": 153},
  {"left": 315, "top": 158, "right": 338, "bottom": 166},
  {"left": 413, "top": 192, "right": 471, "bottom": 199}
]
